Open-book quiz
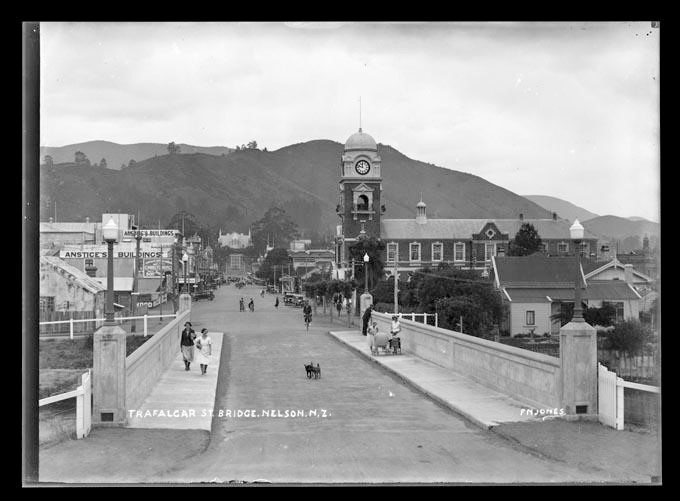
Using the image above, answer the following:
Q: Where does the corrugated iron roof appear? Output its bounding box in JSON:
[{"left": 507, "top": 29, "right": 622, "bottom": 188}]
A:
[
  {"left": 504, "top": 281, "right": 640, "bottom": 302},
  {"left": 40, "top": 222, "right": 98, "bottom": 233},
  {"left": 380, "top": 218, "right": 599, "bottom": 241},
  {"left": 495, "top": 255, "right": 581, "bottom": 286},
  {"left": 40, "top": 256, "right": 106, "bottom": 294}
]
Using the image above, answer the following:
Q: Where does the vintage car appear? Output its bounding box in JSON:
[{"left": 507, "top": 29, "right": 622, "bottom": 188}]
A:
[{"left": 192, "top": 290, "right": 215, "bottom": 301}]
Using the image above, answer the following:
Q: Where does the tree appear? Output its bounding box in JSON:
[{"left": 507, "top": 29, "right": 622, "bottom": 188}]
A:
[
  {"left": 44, "top": 155, "right": 54, "bottom": 167},
  {"left": 508, "top": 223, "right": 543, "bottom": 256},
  {"left": 250, "top": 207, "right": 300, "bottom": 255},
  {"left": 100, "top": 157, "right": 107, "bottom": 169},
  {"left": 347, "top": 236, "right": 386, "bottom": 293},
  {"left": 167, "top": 142, "right": 181, "bottom": 155},
  {"left": 74, "top": 151, "right": 90, "bottom": 166},
  {"left": 247, "top": 140, "right": 258, "bottom": 149},
  {"left": 263, "top": 147, "right": 268, "bottom": 152},
  {"left": 256, "top": 248, "right": 291, "bottom": 284},
  {"left": 167, "top": 211, "right": 202, "bottom": 237},
  {"left": 399, "top": 266, "right": 506, "bottom": 337}
]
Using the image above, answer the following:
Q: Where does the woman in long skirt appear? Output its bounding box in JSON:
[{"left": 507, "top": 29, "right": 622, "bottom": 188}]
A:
[
  {"left": 180, "top": 321, "right": 196, "bottom": 371},
  {"left": 195, "top": 328, "right": 213, "bottom": 375}
]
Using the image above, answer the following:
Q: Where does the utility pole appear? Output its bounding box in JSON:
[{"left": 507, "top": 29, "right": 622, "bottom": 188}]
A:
[
  {"left": 393, "top": 259, "right": 398, "bottom": 315},
  {"left": 132, "top": 231, "right": 142, "bottom": 333}
]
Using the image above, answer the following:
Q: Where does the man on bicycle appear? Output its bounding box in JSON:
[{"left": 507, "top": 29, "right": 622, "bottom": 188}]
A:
[{"left": 303, "top": 300, "right": 313, "bottom": 326}]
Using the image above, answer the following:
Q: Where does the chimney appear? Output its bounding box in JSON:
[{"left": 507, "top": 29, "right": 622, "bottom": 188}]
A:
[
  {"left": 623, "top": 264, "right": 634, "bottom": 285},
  {"left": 552, "top": 212, "right": 557, "bottom": 221},
  {"left": 643, "top": 235, "right": 649, "bottom": 254},
  {"left": 519, "top": 213, "right": 524, "bottom": 221}
]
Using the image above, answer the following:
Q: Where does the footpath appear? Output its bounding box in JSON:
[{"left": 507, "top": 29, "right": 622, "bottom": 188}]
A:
[{"left": 328, "top": 329, "right": 662, "bottom": 484}]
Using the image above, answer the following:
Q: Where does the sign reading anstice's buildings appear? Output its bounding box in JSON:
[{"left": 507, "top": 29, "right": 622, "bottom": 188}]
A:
[
  {"left": 59, "top": 243, "right": 171, "bottom": 259},
  {"left": 122, "top": 229, "right": 178, "bottom": 238}
]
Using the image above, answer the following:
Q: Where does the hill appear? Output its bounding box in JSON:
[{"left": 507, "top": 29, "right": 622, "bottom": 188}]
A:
[
  {"left": 40, "top": 140, "right": 234, "bottom": 171},
  {"left": 39, "top": 139, "right": 553, "bottom": 239},
  {"left": 581, "top": 215, "right": 660, "bottom": 253},
  {"left": 523, "top": 195, "right": 599, "bottom": 223}
]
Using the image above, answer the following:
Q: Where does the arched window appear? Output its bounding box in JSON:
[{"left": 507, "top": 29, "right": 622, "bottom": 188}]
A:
[{"left": 357, "top": 194, "right": 369, "bottom": 211}]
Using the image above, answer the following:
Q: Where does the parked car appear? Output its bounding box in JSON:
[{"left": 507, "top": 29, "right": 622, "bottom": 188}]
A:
[
  {"left": 284, "top": 293, "right": 305, "bottom": 307},
  {"left": 192, "top": 290, "right": 215, "bottom": 301}
]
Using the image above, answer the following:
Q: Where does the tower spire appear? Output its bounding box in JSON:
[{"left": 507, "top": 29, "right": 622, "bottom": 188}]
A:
[{"left": 359, "top": 96, "right": 362, "bottom": 133}]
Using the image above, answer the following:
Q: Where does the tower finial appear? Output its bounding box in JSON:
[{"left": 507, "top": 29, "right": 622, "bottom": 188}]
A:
[
  {"left": 359, "top": 96, "right": 362, "bottom": 133},
  {"left": 420, "top": 191, "right": 423, "bottom": 203}
]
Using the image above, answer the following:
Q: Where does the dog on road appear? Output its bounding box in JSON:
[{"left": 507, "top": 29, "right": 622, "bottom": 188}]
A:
[{"left": 304, "top": 362, "right": 321, "bottom": 379}]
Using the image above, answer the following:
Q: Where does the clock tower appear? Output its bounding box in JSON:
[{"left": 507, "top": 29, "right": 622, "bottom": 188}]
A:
[{"left": 335, "top": 128, "right": 384, "bottom": 272}]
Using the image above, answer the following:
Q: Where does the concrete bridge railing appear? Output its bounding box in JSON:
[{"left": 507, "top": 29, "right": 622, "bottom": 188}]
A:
[
  {"left": 126, "top": 308, "right": 191, "bottom": 412},
  {"left": 371, "top": 312, "right": 562, "bottom": 409}
]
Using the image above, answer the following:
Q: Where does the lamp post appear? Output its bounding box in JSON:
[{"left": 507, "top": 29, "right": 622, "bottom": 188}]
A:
[
  {"left": 182, "top": 252, "right": 189, "bottom": 294},
  {"left": 570, "top": 219, "right": 585, "bottom": 322},
  {"left": 102, "top": 218, "right": 118, "bottom": 325},
  {"left": 363, "top": 252, "right": 369, "bottom": 293},
  {"left": 93, "top": 216, "right": 127, "bottom": 427}
]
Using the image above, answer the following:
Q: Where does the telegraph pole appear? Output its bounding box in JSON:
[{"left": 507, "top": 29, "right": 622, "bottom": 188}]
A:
[{"left": 393, "top": 259, "right": 398, "bottom": 315}]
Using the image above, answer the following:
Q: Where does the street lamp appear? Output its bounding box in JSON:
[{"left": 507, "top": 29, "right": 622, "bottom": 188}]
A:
[
  {"left": 182, "top": 251, "right": 189, "bottom": 294},
  {"left": 570, "top": 219, "right": 585, "bottom": 322},
  {"left": 102, "top": 217, "right": 118, "bottom": 325},
  {"left": 363, "top": 252, "right": 370, "bottom": 292}
]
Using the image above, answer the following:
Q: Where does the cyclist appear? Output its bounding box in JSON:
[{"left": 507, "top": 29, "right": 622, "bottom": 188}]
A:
[{"left": 303, "top": 300, "right": 313, "bottom": 329}]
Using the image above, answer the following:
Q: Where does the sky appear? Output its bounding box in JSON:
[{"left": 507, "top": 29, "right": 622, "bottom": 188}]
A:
[{"left": 39, "top": 22, "right": 660, "bottom": 222}]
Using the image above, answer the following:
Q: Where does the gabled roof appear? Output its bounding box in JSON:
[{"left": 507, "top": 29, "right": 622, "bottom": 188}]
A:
[
  {"left": 584, "top": 258, "right": 653, "bottom": 283},
  {"left": 380, "top": 218, "right": 599, "bottom": 241},
  {"left": 40, "top": 222, "right": 97, "bottom": 233},
  {"left": 504, "top": 281, "right": 641, "bottom": 303},
  {"left": 92, "top": 277, "right": 134, "bottom": 292},
  {"left": 494, "top": 255, "right": 584, "bottom": 288},
  {"left": 40, "top": 256, "right": 106, "bottom": 294}
]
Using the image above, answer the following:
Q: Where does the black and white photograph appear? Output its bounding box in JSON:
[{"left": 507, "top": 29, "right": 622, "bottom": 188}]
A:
[{"left": 24, "top": 21, "right": 661, "bottom": 485}]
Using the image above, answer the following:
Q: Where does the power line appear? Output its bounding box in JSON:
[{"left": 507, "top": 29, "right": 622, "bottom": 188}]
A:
[{"left": 407, "top": 269, "right": 495, "bottom": 285}]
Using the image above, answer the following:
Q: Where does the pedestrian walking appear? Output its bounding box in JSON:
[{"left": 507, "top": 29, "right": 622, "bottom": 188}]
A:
[
  {"left": 368, "top": 320, "right": 378, "bottom": 353},
  {"left": 180, "top": 321, "right": 196, "bottom": 371},
  {"left": 336, "top": 298, "right": 342, "bottom": 317},
  {"left": 275, "top": 296, "right": 279, "bottom": 309},
  {"left": 249, "top": 298, "right": 254, "bottom": 312},
  {"left": 362, "top": 304, "right": 373, "bottom": 336},
  {"left": 195, "top": 328, "right": 212, "bottom": 375},
  {"left": 239, "top": 298, "right": 244, "bottom": 312}
]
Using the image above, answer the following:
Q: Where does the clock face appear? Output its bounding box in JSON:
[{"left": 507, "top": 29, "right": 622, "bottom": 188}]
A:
[{"left": 355, "top": 160, "right": 370, "bottom": 175}]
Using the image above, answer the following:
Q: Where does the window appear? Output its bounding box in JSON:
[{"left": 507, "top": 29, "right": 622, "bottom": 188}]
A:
[
  {"left": 387, "top": 243, "right": 398, "bottom": 263},
  {"left": 604, "top": 301, "right": 625, "bottom": 323},
  {"left": 580, "top": 241, "right": 589, "bottom": 256},
  {"left": 410, "top": 243, "right": 421, "bottom": 262},
  {"left": 526, "top": 310, "right": 535, "bottom": 326},
  {"left": 356, "top": 194, "right": 369, "bottom": 211},
  {"left": 485, "top": 243, "right": 496, "bottom": 261},
  {"left": 40, "top": 296, "right": 55, "bottom": 313},
  {"left": 84, "top": 258, "right": 94, "bottom": 267},
  {"left": 540, "top": 243, "right": 547, "bottom": 253},
  {"left": 558, "top": 242, "right": 569, "bottom": 253},
  {"left": 432, "top": 243, "right": 443, "bottom": 261},
  {"left": 454, "top": 242, "right": 465, "bottom": 261}
]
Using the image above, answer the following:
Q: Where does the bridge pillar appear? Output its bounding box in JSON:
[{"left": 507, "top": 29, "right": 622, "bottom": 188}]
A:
[
  {"left": 92, "top": 324, "right": 127, "bottom": 427},
  {"left": 560, "top": 320, "right": 598, "bottom": 419},
  {"left": 178, "top": 293, "right": 192, "bottom": 313},
  {"left": 360, "top": 292, "right": 373, "bottom": 322}
]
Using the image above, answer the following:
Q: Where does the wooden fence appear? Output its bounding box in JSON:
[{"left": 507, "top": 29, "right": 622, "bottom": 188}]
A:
[
  {"left": 39, "top": 369, "right": 92, "bottom": 439},
  {"left": 598, "top": 363, "right": 660, "bottom": 430},
  {"left": 39, "top": 311, "right": 98, "bottom": 336}
]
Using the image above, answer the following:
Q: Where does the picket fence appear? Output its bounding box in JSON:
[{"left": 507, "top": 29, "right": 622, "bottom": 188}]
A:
[{"left": 598, "top": 363, "right": 660, "bottom": 431}]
